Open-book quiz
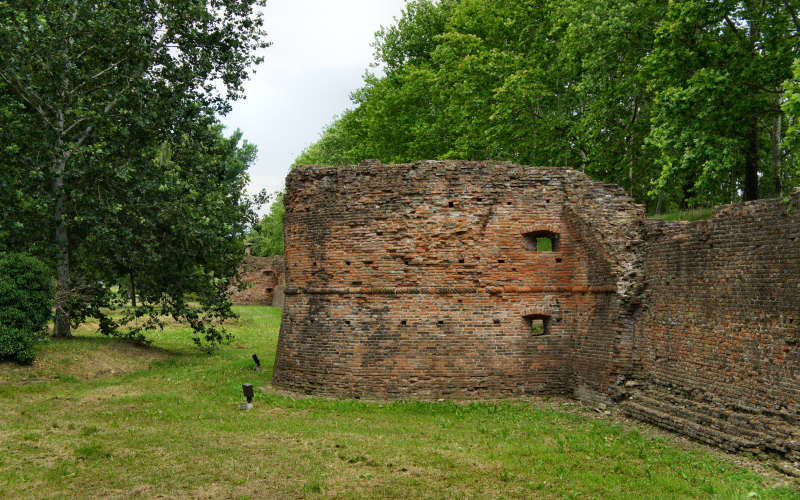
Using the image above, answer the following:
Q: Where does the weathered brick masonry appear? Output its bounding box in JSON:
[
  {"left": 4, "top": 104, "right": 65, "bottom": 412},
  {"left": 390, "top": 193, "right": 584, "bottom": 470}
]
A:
[
  {"left": 230, "top": 255, "right": 285, "bottom": 307},
  {"left": 624, "top": 193, "right": 800, "bottom": 461},
  {"left": 273, "top": 160, "right": 799, "bottom": 460},
  {"left": 273, "top": 161, "right": 644, "bottom": 399}
]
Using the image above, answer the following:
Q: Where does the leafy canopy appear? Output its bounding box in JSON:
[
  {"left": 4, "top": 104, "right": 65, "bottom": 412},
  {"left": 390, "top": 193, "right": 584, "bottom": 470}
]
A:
[
  {"left": 297, "top": 0, "right": 800, "bottom": 212},
  {"left": 0, "top": 0, "right": 268, "bottom": 347}
]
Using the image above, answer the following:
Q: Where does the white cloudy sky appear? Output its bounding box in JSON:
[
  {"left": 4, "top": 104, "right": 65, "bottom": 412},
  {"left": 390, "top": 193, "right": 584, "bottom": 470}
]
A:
[{"left": 220, "top": 0, "right": 408, "bottom": 196}]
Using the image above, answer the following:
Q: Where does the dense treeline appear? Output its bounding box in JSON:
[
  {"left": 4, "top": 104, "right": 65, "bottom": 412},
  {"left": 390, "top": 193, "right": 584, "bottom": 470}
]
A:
[
  {"left": 0, "top": 0, "right": 267, "bottom": 350},
  {"left": 248, "top": 193, "right": 285, "bottom": 257},
  {"left": 296, "top": 0, "right": 800, "bottom": 211}
]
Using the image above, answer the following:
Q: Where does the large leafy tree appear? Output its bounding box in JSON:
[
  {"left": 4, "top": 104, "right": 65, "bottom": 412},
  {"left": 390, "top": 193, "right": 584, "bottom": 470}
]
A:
[
  {"left": 296, "top": 0, "right": 662, "bottom": 193},
  {"left": 0, "top": 0, "right": 267, "bottom": 341},
  {"left": 297, "top": 0, "right": 800, "bottom": 211},
  {"left": 646, "top": 0, "right": 798, "bottom": 205}
]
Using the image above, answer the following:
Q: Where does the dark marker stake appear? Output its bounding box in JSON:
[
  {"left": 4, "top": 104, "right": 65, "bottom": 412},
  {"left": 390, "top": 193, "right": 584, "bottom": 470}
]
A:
[
  {"left": 240, "top": 383, "right": 254, "bottom": 410},
  {"left": 252, "top": 353, "right": 262, "bottom": 371}
]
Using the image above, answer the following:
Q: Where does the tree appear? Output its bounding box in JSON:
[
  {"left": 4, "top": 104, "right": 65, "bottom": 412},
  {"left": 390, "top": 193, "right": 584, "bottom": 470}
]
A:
[
  {"left": 294, "top": 111, "right": 371, "bottom": 166},
  {"left": 249, "top": 193, "right": 285, "bottom": 258},
  {"left": 0, "top": 0, "right": 267, "bottom": 340},
  {"left": 73, "top": 125, "right": 261, "bottom": 347},
  {"left": 645, "top": 0, "right": 798, "bottom": 205},
  {"left": 300, "top": 0, "right": 800, "bottom": 210}
]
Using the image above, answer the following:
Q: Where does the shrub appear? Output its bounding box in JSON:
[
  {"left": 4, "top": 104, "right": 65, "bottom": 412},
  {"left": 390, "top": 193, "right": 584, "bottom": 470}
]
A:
[{"left": 0, "top": 253, "right": 53, "bottom": 364}]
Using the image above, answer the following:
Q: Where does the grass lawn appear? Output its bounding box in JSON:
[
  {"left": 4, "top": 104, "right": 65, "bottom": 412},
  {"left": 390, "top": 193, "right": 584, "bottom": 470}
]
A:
[
  {"left": 1, "top": 306, "right": 797, "bottom": 499},
  {"left": 650, "top": 208, "right": 714, "bottom": 222}
]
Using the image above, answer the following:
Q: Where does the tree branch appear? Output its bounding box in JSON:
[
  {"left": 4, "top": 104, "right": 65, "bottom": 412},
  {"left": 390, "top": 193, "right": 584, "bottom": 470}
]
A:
[
  {"left": 72, "top": 97, "right": 121, "bottom": 149},
  {"left": 783, "top": 0, "right": 800, "bottom": 35},
  {"left": 69, "top": 58, "right": 129, "bottom": 95},
  {"left": 0, "top": 71, "right": 57, "bottom": 130},
  {"left": 62, "top": 117, "right": 89, "bottom": 136},
  {"left": 724, "top": 15, "right": 747, "bottom": 43}
]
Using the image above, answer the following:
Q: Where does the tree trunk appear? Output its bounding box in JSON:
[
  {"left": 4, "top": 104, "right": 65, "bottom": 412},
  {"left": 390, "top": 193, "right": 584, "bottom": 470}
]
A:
[
  {"left": 52, "top": 151, "right": 72, "bottom": 338},
  {"left": 51, "top": 115, "right": 72, "bottom": 339},
  {"left": 680, "top": 177, "right": 695, "bottom": 209},
  {"left": 743, "top": 117, "right": 759, "bottom": 201},
  {"left": 130, "top": 272, "right": 137, "bottom": 308},
  {"left": 772, "top": 113, "right": 782, "bottom": 197}
]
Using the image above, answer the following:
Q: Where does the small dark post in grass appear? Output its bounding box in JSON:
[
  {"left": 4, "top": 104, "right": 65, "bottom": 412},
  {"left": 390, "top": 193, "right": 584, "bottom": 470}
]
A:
[
  {"left": 252, "top": 353, "right": 261, "bottom": 371},
  {"left": 241, "top": 383, "right": 254, "bottom": 411}
]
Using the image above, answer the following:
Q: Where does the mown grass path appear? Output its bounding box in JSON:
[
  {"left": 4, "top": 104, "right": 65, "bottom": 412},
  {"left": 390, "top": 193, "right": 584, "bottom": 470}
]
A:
[{"left": 1, "top": 306, "right": 797, "bottom": 499}]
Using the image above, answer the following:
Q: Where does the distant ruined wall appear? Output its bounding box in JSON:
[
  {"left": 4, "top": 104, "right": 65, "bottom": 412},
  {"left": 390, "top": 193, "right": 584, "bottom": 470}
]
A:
[
  {"left": 624, "top": 189, "right": 800, "bottom": 460},
  {"left": 231, "top": 255, "right": 285, "bottom": 307},
  {"left": 273, "top": 161, "right": 642, "bottom": 399}
]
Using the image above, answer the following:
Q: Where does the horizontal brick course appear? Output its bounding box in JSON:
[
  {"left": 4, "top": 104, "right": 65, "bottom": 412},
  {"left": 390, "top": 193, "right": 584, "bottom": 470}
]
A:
[{"left": 628, "top": 190, "right": 800, "bottom": 460}]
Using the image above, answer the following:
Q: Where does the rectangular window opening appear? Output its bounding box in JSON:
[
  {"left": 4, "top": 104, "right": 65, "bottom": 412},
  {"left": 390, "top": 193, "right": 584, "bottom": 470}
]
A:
[
  {"left": 523, "top": 231, "right": 560, "bottom": 252},
  {"left": 524, "top": 314, "right": 550, "bottom": 336}
]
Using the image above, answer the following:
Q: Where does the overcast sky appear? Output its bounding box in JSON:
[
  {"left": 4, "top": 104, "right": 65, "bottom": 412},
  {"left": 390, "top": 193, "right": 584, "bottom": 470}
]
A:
[{"left": 219, "top": 0, "right": 408, "bottom": 197}]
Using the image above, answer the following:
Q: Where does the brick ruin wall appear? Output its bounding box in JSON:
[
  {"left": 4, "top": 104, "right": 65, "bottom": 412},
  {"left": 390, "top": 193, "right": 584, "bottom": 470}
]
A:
[
  {"left": 273, "top": 161, "right": 644, "bottom": 399},
  {"left": 273, "top": 161, "right": 799, "bottom": 461},
  {"left": 623, "top": 192, "right": 800, "bottom": 461},
  {"left": 230, "top": 255, "right": 285, "bottom": 307}
]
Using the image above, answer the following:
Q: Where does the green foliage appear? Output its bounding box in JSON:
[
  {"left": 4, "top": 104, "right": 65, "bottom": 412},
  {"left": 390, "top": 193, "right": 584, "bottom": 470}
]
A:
[
  {"left": 78, "top": 127, "right": 261, "bottom": 349},
  {"left": 644, "top": 0, "right": 797, "bottom": 205},
  {"left": 0, "top": 253, "right": 53, "bottom": 364},
  {"left": 780, "top": 58, "right": 800, "bottom": 189},
  {"left": 298, "top": 0, "right": 800, "bottom": 211},
  {"left": 249, "top": 193, "right": 286, "bottom": 257},
  {"left": 294, "top": 112, "right": 369, "bottom": 166},
  {"left": 0, "top": 0, "right": 268, "bottom": 346}
]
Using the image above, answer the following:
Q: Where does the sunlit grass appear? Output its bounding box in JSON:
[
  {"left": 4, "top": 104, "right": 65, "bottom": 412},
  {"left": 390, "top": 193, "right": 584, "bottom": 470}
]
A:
[
  {"left": 0, "top": 306, "right": 796, "bottom": 498},
  {"left": 650, "top": 207, "right": 714, "bottom": 221}
]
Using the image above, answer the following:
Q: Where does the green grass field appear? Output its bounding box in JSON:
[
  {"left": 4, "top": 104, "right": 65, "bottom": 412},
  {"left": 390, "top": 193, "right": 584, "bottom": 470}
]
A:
[
  {"left": 1, "top": 306, "right": 797, "bottom": 498},
  {"left": 650, "top": 208, "right": 714, "bottom": 222}
]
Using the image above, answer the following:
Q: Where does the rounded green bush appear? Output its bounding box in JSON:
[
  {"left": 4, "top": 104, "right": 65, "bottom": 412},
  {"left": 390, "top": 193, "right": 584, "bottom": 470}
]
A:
[{"left": 0, "top": 253, "right": 53, "bottom": 364}]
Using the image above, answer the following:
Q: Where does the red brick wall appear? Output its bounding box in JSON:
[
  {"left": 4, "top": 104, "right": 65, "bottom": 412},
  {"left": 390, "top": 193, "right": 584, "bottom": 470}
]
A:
[
  {"left": 230, "top": 255, "right": 285, "bottom": 306},
  {"left": 273, "top": 161, "right": 643, "bottom": 399},
  {"left": 626, "top": 191, "right": 800, "bottom": 458}
]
